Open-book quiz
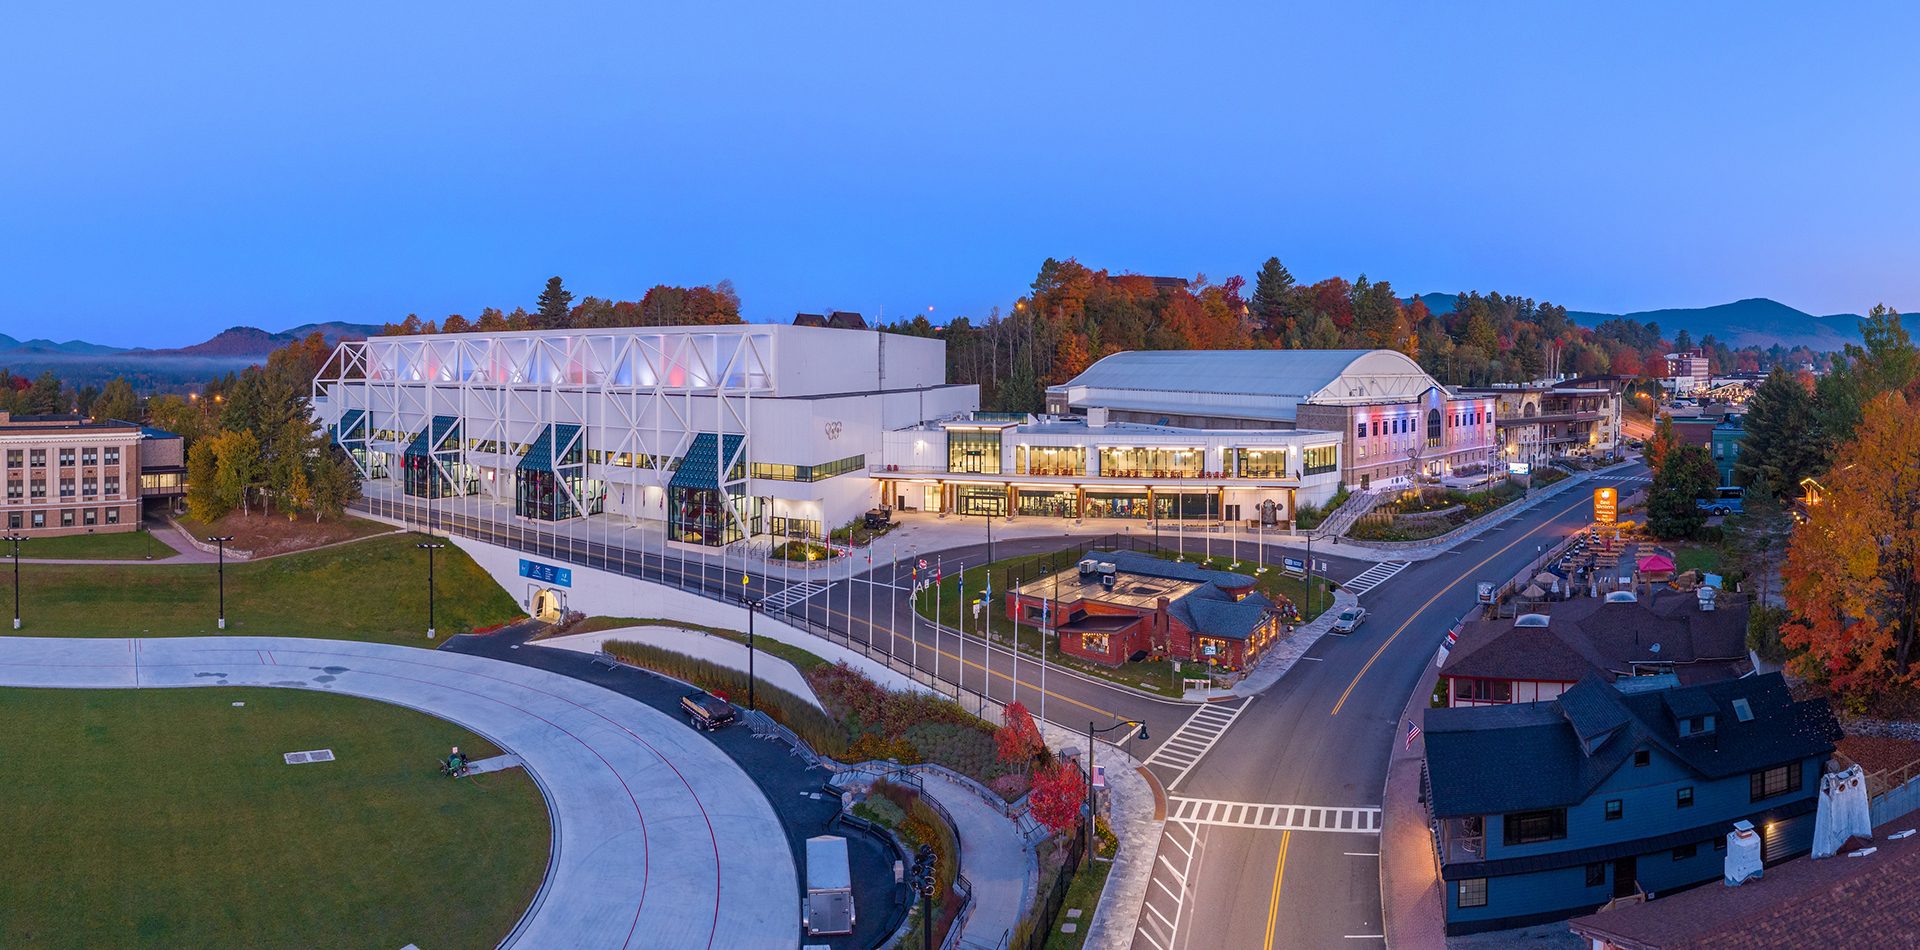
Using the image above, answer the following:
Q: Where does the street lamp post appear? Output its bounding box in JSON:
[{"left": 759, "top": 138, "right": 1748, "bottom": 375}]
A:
[
  {"left": 417, "top": 541, "right": 445, "bottom": 639},
  {"left": 206, "top": 535, "right": 235, "bottom": 629},
  {"left": 3, "top": 534, "right": 24, "bottom": 629},
  {"left": 745, "top": 594, "right": 760, "bottom": 711},
  {"left": 1085, "top": 718, "right": 1148, "bottom": 857}
]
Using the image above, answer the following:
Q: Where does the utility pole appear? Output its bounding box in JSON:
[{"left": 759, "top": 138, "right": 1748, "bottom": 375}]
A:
[
  {"left": 417, "top": 541, "right": 445, "bottom": 638},
  {"left": 206, "top": 535, "right": 235, "bottom": 629}
]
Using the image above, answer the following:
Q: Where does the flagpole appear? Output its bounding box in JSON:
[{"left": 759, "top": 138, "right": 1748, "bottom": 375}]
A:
[{"left": 935, "top": 555, "right": 944, "bottom": 688}]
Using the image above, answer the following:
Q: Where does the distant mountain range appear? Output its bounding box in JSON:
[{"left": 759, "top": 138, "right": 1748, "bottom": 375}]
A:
[
  {"left": 0, "top": 322, "right": 381, "bottom": 389},
  {"left": 1410, "top": 294, "right": 1918, "bottom": 351}
]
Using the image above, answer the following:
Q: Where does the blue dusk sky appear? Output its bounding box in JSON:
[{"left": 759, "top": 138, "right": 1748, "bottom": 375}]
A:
[{"left": 3, "top": 3, "right": 1916, "bottom": 346}]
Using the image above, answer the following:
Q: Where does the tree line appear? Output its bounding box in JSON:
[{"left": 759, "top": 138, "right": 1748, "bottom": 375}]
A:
[
  {"left": 878, "top": 257, "right": 1798, "bottom": 413},
  {"left": 376, "top": 276, "right": 742, "bottom": 336}
]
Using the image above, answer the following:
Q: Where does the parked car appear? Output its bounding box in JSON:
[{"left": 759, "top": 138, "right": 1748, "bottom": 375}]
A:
[
  {"left": 680, "top": 691, "right": 737, "bottom": 731},
  {"left": 1331, "top": 607, "right": 1367, "bottom": 634}
]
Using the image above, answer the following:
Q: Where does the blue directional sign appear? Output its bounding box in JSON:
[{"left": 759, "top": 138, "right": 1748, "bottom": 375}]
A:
[
  {"left": 1283, "top": 557, "right": 1306, "bottom": 575},
  {"left": 518, "top": 559, "right": 573, "bottom": 588}
]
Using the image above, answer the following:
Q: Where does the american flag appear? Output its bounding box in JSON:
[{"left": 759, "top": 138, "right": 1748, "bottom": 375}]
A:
[{"left": 1404, "top": 718, "right": 1422, "bottom": 750}]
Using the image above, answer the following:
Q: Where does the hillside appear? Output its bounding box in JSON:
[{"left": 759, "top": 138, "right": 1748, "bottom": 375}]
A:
[{"left": 1412, "top": 293, "right": 1918, "bottom": 351}]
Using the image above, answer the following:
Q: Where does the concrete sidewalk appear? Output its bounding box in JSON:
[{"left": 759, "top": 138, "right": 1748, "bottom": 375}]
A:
[
  {"left": 919, "top": 770, "right": 1038, "bottom": 950},
  {"left": 1379, "top": 634, "right": 1450, "bottom": 950},
  {"left": 0, "top": 636, "right": 799, "bottom": 950}
]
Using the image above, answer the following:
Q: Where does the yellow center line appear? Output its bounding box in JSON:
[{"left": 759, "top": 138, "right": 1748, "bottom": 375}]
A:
[
  {"left": 1329, "top": 492, "right": 1595, "bottom": 717},
  {"left": 815, "top": 602, "right": 1120, "bottom": 720},
  {"left": 1264, "top": 829, "right": 1293, "bottom": 948}
]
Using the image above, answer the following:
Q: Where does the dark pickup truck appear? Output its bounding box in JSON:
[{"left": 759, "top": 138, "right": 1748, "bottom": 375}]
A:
[{"left": 680, "top": 691, "right": 738, "bottom": 731}]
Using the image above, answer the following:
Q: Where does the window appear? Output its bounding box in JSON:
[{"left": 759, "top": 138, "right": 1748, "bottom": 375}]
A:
[
  {"left": 1081, "top": 632, "right": 1111, "bottom": 655},
  {"left": 82, "top": 449, "right": 97, "bottom": 466},
  {"left": 1751, "top": 764, "right": 1802, "bottom": 802},
  {"left": 1673, "top": 843, "right": 1698, "bottom": 861},
  {"left": 1585, "top": 863, "right": 1606, "bottom": 887},
  {"left": 1457, "top": 878, "right": 1487, "bottom": 908},
  {"left": 1426, "top": 408, "right": 1442, "bottom": 447},
  {"left": 4, "top": 450, "right": 17, "bottom": 468},
  {"left": 1456, "top": 678, "right": 1513, "bottom": 703},
  {"left": 58, "top": 479, "right": 74, "bottom": 498},
  {"left": 4, "top": 482, "right": 17, "bottom": 500},
  {"left": 105, "top": 508, "right": 119, "bottom": 525},
  {"left": 82, "top": 479, "right": 96, "bottom": 497},
  {"left": 58, "top": 449, "right": 74, "bottom": 466},
  {"left": 1302, "top": 445, "right": 1338, "bottom": 476},
  {"left": 29, "top": 450, "right": 44, "bottom": 467},
  {"left": 1355, "top": 422, "right": 1366, "bottom": 440},
  {"left": 946, "top": 429, "right": 1003, "bottom": 474},
  {"left": 1634, "top": 749, "right": 1650, "bottom": 767},
  {"left": 1677, "top": 786, "right": 1694, "bottom": 808},
  {"left": 1604, "top": 800, "right": 1623, "bottom": 821},
  {"left": 105, "top": 477, "right": 119, "bottom": 496},
  {"left": 104, "top": 448, "right": 119, "bottom": 466},
  {"left": 1732, "top": 698, "right": 1754, "bottom": 722},
  {"left": 31, "top": 512, "right": 43, "bottom": 528},
  {"left": 83, "top": 508, "right": 96, "bottom": 526},
  {"left": 29, "top": 480, "right": 44, "bottom": 498},
  {"left": 59, "top": 510, "right": 73, "bottom": 527},
  {"left": 750, "top": 455, "right": 866, "bottom": 482},
  {"left": 1502, "top": 808, "right": 1567, "bottom": 845},
  {"left": 5, "top": 513, "right": 16, "bottom": 529}
]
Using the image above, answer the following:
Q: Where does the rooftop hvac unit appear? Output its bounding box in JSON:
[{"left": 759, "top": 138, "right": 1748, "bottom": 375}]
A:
[
  {"left": 1097, "top": 562, "right": 1117, "bottom": 576},
  {"left": 1078, "top": 558, "right": 1098, "bottom": 576}
]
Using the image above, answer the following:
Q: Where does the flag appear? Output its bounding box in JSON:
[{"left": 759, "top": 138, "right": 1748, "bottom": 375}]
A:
[
  {"left": 1405, "top": 719, "right": 1422, "bottom": 750},
  {"left": 1434, "top": 624, "right": 1460, "bottom": 667}
]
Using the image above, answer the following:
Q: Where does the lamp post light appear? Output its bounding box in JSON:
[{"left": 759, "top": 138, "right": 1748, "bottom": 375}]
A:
[
  {"left": 417, "top": 541, "right": 445, "bottom": 639},
  {"left": 3, "top": 534, "right": 24, "bottom": 629},
  {"left": 745, "top": 594, "right": 760, "bottom": 711},
  {"left": 1085, "top": 718, "right": 1148, "bottom": 857},
  {"left": 205, "top": 535, "right": 235, "bottom": 629}
]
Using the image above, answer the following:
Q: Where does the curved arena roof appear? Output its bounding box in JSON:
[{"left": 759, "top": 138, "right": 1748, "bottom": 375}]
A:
[{"left": 1059, "top": 349, "right": 1445, "bottom": 421}]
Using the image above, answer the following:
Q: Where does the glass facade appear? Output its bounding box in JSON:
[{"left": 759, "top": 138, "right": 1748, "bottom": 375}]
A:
[
  {"left": 1097, "top": 446, "right": 1202, "bottom": 477},
  {"left": 1084, "top": 490, "right": 1150, "bottom": 519},
  {"left": 1154, "top": 491, "right": 1219, "bottom": 520},
  {"left": 1016, "top": 445, "right": 1086, "bottom": 476},
  {"left": 1235, "top": 447, "right": 1289, "bottom": 477},
  {"left": 750, "top": 454, "right": 865, "bottom": 482},
  {"left": 1016, "top": 488, "right": 1077, "bottom": 518},
  {"left": 954, "top": 484, "right": 1008, "bottom": 516},
  {"left": 670, "top": 486, "right": 760, "bottom": 545},
  {"left": 1303, "top": 444, "right": 1338, "bottom": 475},
  {"left": 947, "top": 430, "right": 1003, "bottom": 473}
]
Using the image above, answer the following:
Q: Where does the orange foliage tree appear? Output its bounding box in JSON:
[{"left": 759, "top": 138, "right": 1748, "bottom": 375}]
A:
[
  {"left": 995, "top": 701, "right": 1045, "bottom": 766},
  {"left": 1028, "top": 760, "right": 1086, "bottom": 835},
  {"left": 1782, "top": 392, "right": 1920, "bottom": 696}
]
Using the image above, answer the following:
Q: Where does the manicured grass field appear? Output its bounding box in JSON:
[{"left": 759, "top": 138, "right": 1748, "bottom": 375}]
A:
[
  {"left": 8, "top": 532, "right": 522, "bottom": 644},
  {"left": 15, "top": 528, "right": 179, "bottom": 560},
  {"left": 0, "top": 687, "right": 550, "bottom": 949}
]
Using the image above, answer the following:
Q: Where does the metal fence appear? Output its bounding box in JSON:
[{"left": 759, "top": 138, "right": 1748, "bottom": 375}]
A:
[{"left": 1009, "top": 817, "right": 1087, "bottom": 950}]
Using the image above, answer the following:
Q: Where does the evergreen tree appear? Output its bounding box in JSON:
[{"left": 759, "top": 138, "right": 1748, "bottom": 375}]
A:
[
  {"left": 1735, "top": 368, "right": 1823, "bottom": 497},
  {"left": 1672, "top": 328, "right": 1694, "bottom": 352},
  {"left": 1647, "top": 444, "right": 1717, "bottom": 539},
  {"left": 90, "top": 378, "right": 140, "bottom": 423},
  {"left": 536, "top": 276, "right": 574, "bottom": 329},
  {"left": 1250, "top": 257, "right": 1296, "bottom": 339}
]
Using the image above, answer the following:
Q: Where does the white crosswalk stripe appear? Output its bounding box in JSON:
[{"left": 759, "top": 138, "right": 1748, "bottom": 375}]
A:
[
  {"left": 1140, "top": 702, "right": 1245, "bottom": 790},
  {"left": 760, "top": 580, "right": 829, "bottom": 612},
  {"left": 1133, "top": 819, "right": 1201, "bottom": 950},
  {"left": 1341, "top": 560, "right": 1410, "bottom": 597},
  {"left": 1165, "top": 796, "right": 1383, "bottom": 834}
]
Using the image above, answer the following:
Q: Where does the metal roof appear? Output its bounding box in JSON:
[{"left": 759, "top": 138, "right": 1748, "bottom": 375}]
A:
[
  {"left": 1059, "top": 349, "right": 1447, "bottom": 420},
  {"left": 671, "top": 433, "right": 744, "bottom": 490}
]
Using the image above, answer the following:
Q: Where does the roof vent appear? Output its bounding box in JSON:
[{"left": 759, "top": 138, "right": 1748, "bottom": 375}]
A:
[
  {"left": 1649, "top": 643, "right": 1662, "bottom": 654},
  {"left": 1604, "top": 590, "right": 1639, "bottom": 603},
  {"left": 1515, "top": 613, "right": 1550, "bottom": 628}
]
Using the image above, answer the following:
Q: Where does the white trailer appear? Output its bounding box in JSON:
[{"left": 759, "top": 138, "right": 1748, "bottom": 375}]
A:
[{"left": 802, "top": 834, "right": 855, "bottom": 936}]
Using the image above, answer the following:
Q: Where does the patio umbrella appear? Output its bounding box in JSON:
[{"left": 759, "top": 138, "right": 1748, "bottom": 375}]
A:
[{"left": 1521, "top": 583, "right": 1547, "bottom": 599}]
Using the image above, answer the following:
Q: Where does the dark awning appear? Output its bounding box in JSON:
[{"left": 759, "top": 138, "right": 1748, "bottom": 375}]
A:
[
  {"left": 670, "top": 433, "right": 744, "bottom": 490},
  {"left": 517, "top": 424, "right": 582, "bottom": 473},
  {"left": 404, "top": 416, "right": 460, "bottom": 457}
]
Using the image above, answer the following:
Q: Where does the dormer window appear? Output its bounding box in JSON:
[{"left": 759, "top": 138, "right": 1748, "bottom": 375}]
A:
[{"left": 1677, "top": 715, "right": 1718, "bottom": 737}]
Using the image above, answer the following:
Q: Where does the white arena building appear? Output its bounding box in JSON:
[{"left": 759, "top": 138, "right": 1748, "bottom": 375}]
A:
[{"left": 311, "top": 323, "right": 975, "bottom": 546}]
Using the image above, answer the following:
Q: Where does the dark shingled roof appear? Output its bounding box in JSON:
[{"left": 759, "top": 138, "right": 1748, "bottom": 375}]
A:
[
  {"left": 1439, "top": 589, "right": 1750, "bottom": 686},
  {"left": 1090, "top": 550, "right": 1256, "bottom": 589},
  {"left": 1424, "top": 672, "right": 1839, "bottom": 818},
  {"left": 1568, "top": 805, "right": 1920, "bottom": 949}
]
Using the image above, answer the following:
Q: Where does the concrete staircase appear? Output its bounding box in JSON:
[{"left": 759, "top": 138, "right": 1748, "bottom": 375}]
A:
[{"left": 1317, "top": 489, "right": 1390, "bottom": 539}]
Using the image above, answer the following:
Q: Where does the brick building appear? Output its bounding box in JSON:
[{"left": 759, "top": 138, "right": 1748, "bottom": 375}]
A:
[
  {"left": 1006, "top": 549, "right": 1281, "bottom": 670},
  {"left": 0, "top": 413, "right": 174, "bottom": 535}
]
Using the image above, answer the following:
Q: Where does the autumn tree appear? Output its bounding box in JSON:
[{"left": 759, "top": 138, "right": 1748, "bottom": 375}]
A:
[
  {"left": 89, "top": 377, "right": 140, "bottom": 423},
  {"left": 995, "top": 701, "right": 1045, "bottom": 767},
  {"left": 1782, "top": 392, "right": 1920, "bottom": 695},
  {"left": 211, "top": 429, "right": 264, "bottom": 516},
  {"left": 1647, "top": 443, "right": 1716, "bottom": 539},
  {"left": 1644, "top": 414, "right": 1679, "bottom": 475},
  {"left": 185, "top": 439, "right": 225, "bottom": 522},
  {"left": 1028, "top": 759, "right": 1086, "bottom": 835}
]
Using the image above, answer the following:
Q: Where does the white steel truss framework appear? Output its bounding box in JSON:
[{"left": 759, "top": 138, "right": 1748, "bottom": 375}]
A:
[{"left": 313, "top": 328, "right": 774, "bottom": 542}]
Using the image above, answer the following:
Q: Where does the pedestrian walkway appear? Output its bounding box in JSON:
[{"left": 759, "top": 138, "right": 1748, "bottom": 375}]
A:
[
  {"left": 1141, "top": 702, "right": 1244, "bottom": 790},
  {"left": 0, "top": 636, "right": 798, "bottom": 950},
  {"left": 1341, "top": 560, "right": 1411, "bottom": 597},
  {"left": 1164, "top": 796, "right": 1381, "bottom": 834},
  {"left": 1379, "top": 636, "right": 1450, "bottom": 950},
  {"left": 917, "top": 770, "right": 1037, "bottom": 950}
]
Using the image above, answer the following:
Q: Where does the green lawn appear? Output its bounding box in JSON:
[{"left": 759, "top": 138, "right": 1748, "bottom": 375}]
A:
[
  {"left": 1043, "top": 857, "right": 1115, "bottom": 950},
  {"left": 913, "top": 545, "right": 1335, "bottom": 697},
  {"left": 1669, "top": 543, "right": 1725, "bottom": 576},
  {"left": 15, "top": 529, "right": 179, "bottom": 560},
  {"left": 0, "top": 687, "right": 549, "bottom": 949},
  {"left": 8, "top": 532, "right": 522, "bottom": 644}
]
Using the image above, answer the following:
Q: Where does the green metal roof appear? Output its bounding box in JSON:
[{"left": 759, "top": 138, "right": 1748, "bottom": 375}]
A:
[
  {"left": 670, "top": 433, "right": 744, "bottom": 490},
  {"left": 517, "top": 424, "right": 582, "bottom": 473},
  {"left": 403, "top": 416, "right": 460, "bottom": 457},
  {"left": 333, "top": 409, "right": 366, "bottom": 446}
]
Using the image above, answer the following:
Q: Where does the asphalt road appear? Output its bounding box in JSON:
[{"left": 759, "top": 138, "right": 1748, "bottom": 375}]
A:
[{"left": 1131, "top": 464, "right": 1650, "bottom": 950}]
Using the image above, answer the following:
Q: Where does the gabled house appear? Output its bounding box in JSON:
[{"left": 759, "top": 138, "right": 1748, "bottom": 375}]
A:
[
  {"left": 1005, "top": 549, "right": 1280, "bottom": 670},
  {"left": 1422, "top": 672, "right": 1840, "bottom": 935},
  {"left": 1440, "top": 589, "right": 1750, "bottom": 708}
]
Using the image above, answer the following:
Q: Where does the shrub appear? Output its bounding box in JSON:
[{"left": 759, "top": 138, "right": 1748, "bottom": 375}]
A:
[{"left": 602, "top": 639, "right": 849, "bottom": 757}]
